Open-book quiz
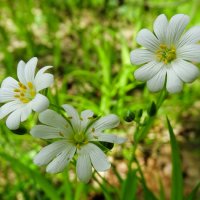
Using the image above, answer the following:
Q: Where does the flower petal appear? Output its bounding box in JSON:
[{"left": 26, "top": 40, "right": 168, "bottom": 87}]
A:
[
  {"left": 86, "top": 143, "right": 110, "bottom": 171},
  {"left": 62, "top": 104, "right": 81, "bottom": 133},
  {"left": 147, "top": 67, "right": 167, "bottom": 92},
  {"left": 136, "top": 29, "right": 160, "bottom": 52},
  {"left": 1, "top": 77, "right": 18, "bottom": 89},
  {"left": 90, "top": 114, "right": 119, "bottom": 133},
  {"left": 130, "top": 49, "right": 155, "bottom": 65},
  {"left": 177, "top": 44, "right": 200, "bottom": 62},
  {"left": 24, "top": 57, "right": 38, "bottom": 83},
  {"left": 80, "top": 110, "right": 94, "bottom": 130},
  {"left": 35, "top": 73, "right": 54, "bottom": 92},
  {"left": 31, "top": 94, "right": 49, "bottom": 113},
  {"left": 20, "top": 104, "right": 32, "bottom": 122},
  {"left": 0, "top": 101, "right": 22, "bottom": 120},
  {"left": 6, "top": 109, "right": 22, "bottom": 130},
  {"left": 46, "top": 144, "right": 76, "bottom": 173},
  {"left": 166, "top": 14, "right": 190, "bottom": 46},
  {"left": 34, "top": 66, "right": 54, "bottom": 92},
  {"left": 172, "top": 59, "right": 199, "bottom": 83},
  {"left": 134, "top": 61, "right": 163, "bottom": 81},
  {"left": 178, "top": 26, "right": 200, "bottom": 47},
  {"left": 166, "top": 67, "right": 183, "bottom": 93},
  {"left": 31, "top": 125, "right": 65, "bottom": 139},
  {"left": 90, "top": 133, "right": 126, "bottom": 144},
  {"left": 0, "top": 88, "right": 15, "bottom": 103},
  {"left": 153, "top": 14, "right": 168, "bottom": 42},
  {"left": 39, "top": 109, "right": 69, "bottom": 131},
  {"left": 34, "top": 140, "right": 69, "bottom": 166},
  {"left": 17, "top": 60, "right": 26, "bottom": 85},
  {"left": 76, "top": 153, "right": 92, "bottom": 183}
]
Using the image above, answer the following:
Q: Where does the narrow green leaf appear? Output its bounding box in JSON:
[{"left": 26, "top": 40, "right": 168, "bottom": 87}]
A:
[
  {"left": 121, "top": 169, "right": 138, "bottom": 200},
  {"left": 166, "top": 117, "right": 183, "bottom": 200},
  {"left": 184, "top": 182, "right": 200, "bottom": 200},
  {"left": 74, "top": 182, "right": 85, "bottom": 200},
  {"left": 143, "top": 186, "right": 158, "bottom": 200},
  {"left": 0, "top": 152, "right": 60, "bottom": 200},
  {"left": 159, "top": 178, "right": 166, "bottom": 200}
]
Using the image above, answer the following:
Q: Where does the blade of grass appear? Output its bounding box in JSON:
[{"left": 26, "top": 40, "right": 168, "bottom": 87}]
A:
[
  {"left": 121, "top": 169, "right": 138, "bottom": 200},
  {"left": 184, "top": 182, "right": 200, "bottom": 200},
  {"left": 0, "top": 152, "right": 60, "bottom": 200},
  {"left": 166, "top": 117, "right": 183, "bottom": 200}
]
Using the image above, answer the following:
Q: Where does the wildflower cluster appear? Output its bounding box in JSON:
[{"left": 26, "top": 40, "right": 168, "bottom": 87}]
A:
[{"left": 0, "top": 13, "right": 199, "bottom": 185}]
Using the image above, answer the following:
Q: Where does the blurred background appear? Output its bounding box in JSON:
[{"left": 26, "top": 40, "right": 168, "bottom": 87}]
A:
[{"left": 0, "top": 0, "right": 200, "bottom": 199}]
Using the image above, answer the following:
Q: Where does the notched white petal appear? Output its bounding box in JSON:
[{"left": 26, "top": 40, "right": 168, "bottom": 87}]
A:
[
  {"left": 134, "top": 61, "right": 163, "bottom": 82},
  {"left": 46, "top": 145, "right": 76, "bottom": 173},
  {"left": 178, "top": 26, "right": 200, "bottom": 47},
  {"left": 39, "top": 109, "right": 68, "bottom": 130},
  {"left": 24, "top": 57, "right": 38, "bottom": 83},
  {"left": 31, "top": 94, "right": 49, "bottom": 113},
  {"left": 172, "top": 59, "right": 199, "bottom": 83},
  {"left": 62, "top": 104, "right": 81, "bottom": 132},
  {"left": 147, "top": 67, "right": 167, "bottom": 92},
  {"left": 30, "top": 125, "right": 64, "bottom": 139},
  {"left": 166, "top": 68, "right": 183, "bottom": 93},
  {"left": 34, "top": 140, "right": 69, "bottom": 166},
  {"left": 76, "top": 153, "right": 92, "bottom": 183},
  {"left": 91, "top": 133, "right": 126, "bottom": 144},
  {"left": 87, "top": 143, "right": 111, "bottom": 171},
  {"left": 153, "top": 14, "right": 168, "bottom": 42},
  {"left": 177, "top": 44, "right": 200, "bottom": 62},
  {"left": 167, "top": 14, "right": 190, "bottom": 45},
  {"left": 6, "top": 109, "right": 22, "bottom": 130},
  {"left": 17, "top": 60, "right": 26, "bottom": 84},
  {"left": 1, "top": 77, "right": 18, "bottom": 89},
  {"left": 130, "top": 49, "right": 155, "bottom": 65},
  {"left": 136, "top": 28, "right": 160, "bottom": 51},
  {"left": 91, "top": 114, "right": 120, "bottom": 133}
]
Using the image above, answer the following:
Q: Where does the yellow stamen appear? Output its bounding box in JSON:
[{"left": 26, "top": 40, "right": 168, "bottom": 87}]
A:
[
  {"left": 27, "top": 82, "right": 33, "bottom": 89},
  {"left": 20, "top": 97, "right": 29, "bottom": 103},
  {"left": 156, "top": 44, "right": 176, "bottom": 64},
  {"left": 14, "top": 89, "right": 20, "bottom": 92},
  {"left": 30, "top": 90, "right": 36, "bottom": 97}
]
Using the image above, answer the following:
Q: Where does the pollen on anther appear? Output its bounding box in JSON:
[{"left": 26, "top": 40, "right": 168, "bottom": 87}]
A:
[
  {"left": 27, "top": 82, "right": 33, "bottom": 89},
  {"left": 14, "top": 89, "right": 20, "bottom": 92},
  {"left": 59, "top": 132, "right": 64, "bottom": 137}
]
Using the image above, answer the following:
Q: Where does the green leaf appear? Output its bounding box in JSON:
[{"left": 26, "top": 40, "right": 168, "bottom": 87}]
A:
[
  {"left": 121, "top": 169, "right": 138, "bottom": 200},
  {"left": 184, "top": 182, "right": 200, "bottom": 200},
  {"left": 143, "top": 186, "right": 158, "bottom": 200},
  {"left": 0, "top": 152, "right": 60, "bottom": 200},
  {"left": 167, "top": 117, "right": 183, "bottom": 200}
]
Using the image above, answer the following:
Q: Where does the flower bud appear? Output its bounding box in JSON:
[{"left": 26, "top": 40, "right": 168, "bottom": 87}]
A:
[
  {"left": 148, "top": 101, "right": 157, "bottom": 116},
  {"left": 124, "top": 110, "right": 135, "bottom": 122}
]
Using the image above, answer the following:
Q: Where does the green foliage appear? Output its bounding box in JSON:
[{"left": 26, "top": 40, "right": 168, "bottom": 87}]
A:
[
  {"left": 0, "top": 152, "right": 60, "bottom": 200},
  {"left": 121, "top": 169, "right": 138, "bottom": 200},
  {"left": 167, "top": 117, "right": 183, "bottom": 200}
]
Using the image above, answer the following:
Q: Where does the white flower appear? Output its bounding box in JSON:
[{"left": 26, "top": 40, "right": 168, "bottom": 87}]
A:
[
  {"left": 30, "top": 105, "right": 126, "bottom": 183},
  {"left": 130, "top": 14, "right": 200, "bottom": 93},
  {"left": 0, "top": 57, "right": 54, "bottom": 130}
]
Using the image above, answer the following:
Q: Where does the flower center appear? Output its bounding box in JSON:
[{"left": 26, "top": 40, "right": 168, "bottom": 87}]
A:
[
  {"left": 73, "top": 133, "right": 88, "bottom": 148},
  {"left": 13, "top": 82, "right": 36, "bottom": 104},
  {"left": 156, "top": 44, "right": 176, "bottom": 64}
]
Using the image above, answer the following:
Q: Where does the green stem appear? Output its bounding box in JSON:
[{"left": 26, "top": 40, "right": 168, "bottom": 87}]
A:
[{"left": 128, "top": 89, "right": 168, "bottom": 170}]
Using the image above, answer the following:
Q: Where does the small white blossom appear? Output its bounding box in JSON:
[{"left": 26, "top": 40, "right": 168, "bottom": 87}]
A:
[
  {"left": 30, "top": 105, "right": 126, "bottom": 183},
  {"left": 0, "top": 57, "right": 54, "bottom": 130},
  {"left": 130, "top": 14, "right": 200, "bottom": 93}
]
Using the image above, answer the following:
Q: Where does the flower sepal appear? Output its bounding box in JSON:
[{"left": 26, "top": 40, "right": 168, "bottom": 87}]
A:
[{"left": 10, "top": 125, "right": 28, "bottom": 135}]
